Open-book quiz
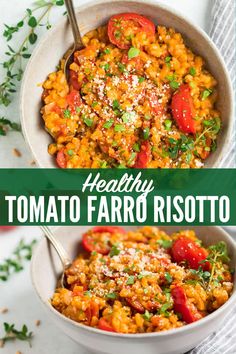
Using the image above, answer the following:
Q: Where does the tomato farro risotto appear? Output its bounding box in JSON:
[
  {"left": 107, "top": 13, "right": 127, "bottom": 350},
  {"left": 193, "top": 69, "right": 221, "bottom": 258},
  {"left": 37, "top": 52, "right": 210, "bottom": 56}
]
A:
[
  {"left": 51, "top": 226, "right": 233, "bottom": 333},
  {"left": 42, "top": 13, "right": 221, "bottom": 169}
]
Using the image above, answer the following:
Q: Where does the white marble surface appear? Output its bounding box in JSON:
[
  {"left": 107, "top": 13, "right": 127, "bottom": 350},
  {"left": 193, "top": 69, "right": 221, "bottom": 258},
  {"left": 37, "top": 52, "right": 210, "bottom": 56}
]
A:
[{"left": 0, "top": 1, "right": 213, "bottom": 354}]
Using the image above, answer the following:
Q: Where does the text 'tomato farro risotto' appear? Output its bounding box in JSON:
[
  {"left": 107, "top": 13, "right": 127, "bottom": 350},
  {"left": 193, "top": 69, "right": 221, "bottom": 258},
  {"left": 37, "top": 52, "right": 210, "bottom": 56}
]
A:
[
  {"left": 51, "top": 226, "right": 233, "bottom": 333},
  {"left": 42, "top": 13, "right": 221, "bottom": 168}
]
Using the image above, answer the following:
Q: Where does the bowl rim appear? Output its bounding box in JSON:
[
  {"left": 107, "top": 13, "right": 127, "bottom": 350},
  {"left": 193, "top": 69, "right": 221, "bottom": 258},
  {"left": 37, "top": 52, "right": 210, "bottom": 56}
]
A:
[
  {"left": 31, "top": 225, "right": 236, "bottom": 339},
  {"left": 20, "top": 0, "right": 234, "bottom": 169}
]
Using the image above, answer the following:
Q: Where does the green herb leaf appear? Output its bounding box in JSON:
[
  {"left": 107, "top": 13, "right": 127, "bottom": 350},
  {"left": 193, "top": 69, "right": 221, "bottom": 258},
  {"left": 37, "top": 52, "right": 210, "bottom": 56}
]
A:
[
  {"left": 114, "top": 124, "right": 125, "bottom": 132},
  {"left": 63, "top": 109, "right": 71, "bottom": 118},
  {"left": 143, "top": 127, "right": 150, "bottom": 140},
  {"left": 164, "top": 119, "right": 172, "bottom": 130},
  {"left": 156, "top": 239, "right": 173, "bottom": 249},
  {"left": 109, "top": 245, "right": 120, "bottom": 257},
  {"left": 128, "top": 47, "right": 140, "bottom": 59},
  {"left": 189, "top": 67, "right": 196, "bottom": 76},
  {"left": 164, "top": 272, "right": 172, "bottom": 283},
  {"left": 142, "top": 310, "right": 152, "bottom": 321},
  {"left": 202, "top": 89, "right": 213, "bottom": 100},
  {"left": 106, "top": 292, "right": 117, "bottom": 299},
  {"left": 103, "top": 119, "right": 114, "bottom": 129},
  {"left": 126, "top": 276, "right": 135, "bottom": 285},
  {"left": 28, "top": 17, "right": 37, "bottom": 28}
]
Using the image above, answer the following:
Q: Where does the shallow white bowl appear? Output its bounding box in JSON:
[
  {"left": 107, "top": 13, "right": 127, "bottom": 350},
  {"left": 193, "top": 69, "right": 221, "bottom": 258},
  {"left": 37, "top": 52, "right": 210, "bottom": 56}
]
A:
[
  {"left": 20, "top": 0, "right": 234, "bottom": 168},
  {"left": 31, "top": 226, "right": 236, "bottom": 354}
]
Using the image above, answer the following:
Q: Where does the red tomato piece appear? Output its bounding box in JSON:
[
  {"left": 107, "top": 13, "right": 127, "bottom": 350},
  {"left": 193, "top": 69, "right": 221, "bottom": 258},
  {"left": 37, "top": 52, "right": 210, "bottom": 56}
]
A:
[
  {"left": 171, "top": 286, "right": 203, "bottom": 323},
  {"left": 108, "top": 13, "right": 155, "bottom": 49},
  {"left": 66, "top": 90, "right": 82, "bottom": 114},
  {"left": 171, "top": 84, "right": 196, "bottom": 134},
  {"left": 0, "top": 226, "right": 16, "bottom": 232},
  {"left": 69, "top": 70, "right": 82, "bottom": 91},
  {"left": 82, "top": 226, "right": 124, "bottom": 255},
  {"left": 56, "top": 150, "right": 67, "bottom": 168},
  {"left": 126, "top": 298, "right": 145, "bottom": 314},
  {"left": 98, "top": 318, "right": 116, "bottom": 332},
  {"left": 171, "top": 237, "right": 209, "bottom": 270},
  {"left": 92, "top": 226, "right": 125, "bottom": 234},
  {"left": 134, "top": 141, "right": 151, "bottom": 168}
]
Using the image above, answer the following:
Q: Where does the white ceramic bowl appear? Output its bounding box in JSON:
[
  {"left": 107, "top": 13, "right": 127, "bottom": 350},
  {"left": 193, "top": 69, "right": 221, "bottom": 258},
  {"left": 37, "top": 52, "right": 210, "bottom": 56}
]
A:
[
  {"left": 20, "top": 0, "right": 234, "bottom": 168},
  {"left": 31, "top": 226, "right": 236, "bottom": 354}
]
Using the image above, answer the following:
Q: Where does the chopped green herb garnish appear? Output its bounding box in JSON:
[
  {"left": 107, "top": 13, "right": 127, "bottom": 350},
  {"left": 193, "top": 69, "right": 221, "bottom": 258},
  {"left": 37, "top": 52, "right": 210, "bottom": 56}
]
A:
[
  {"left": 170, "top": 80, "right": 180, "bottom": 90},
  {"left": 91, "top": 251, "right": 97, "bottom": 256},
  {"left": 84, "top": 290, "right": 92, "bottom": 297},
  {"left": 106, "top": 292, "right": 117, "bottom": 299},
  {"left": 127, "top": 152, "right": 137, "bottom": 165},
  {"left": 159, "top": 303, "right": 172, "bottom": 317},
  {"left": 92, "top": 101, "right": 98, "bottom": 108},
  {"left": 63, "top": 109, "right": 71, "bottom": 118},
  {"left": 114, "top": 124, "right": 125, "bottom": 132},
  {"left": 164, "top": 119, "right": 172, "bottom": 130},
  {"left": 110, "top": 245, "right": 120, "bottom": 257},
  {"left": 189, "top": 67, "right": 196, "bottom": 76},
  {"left": 143, "top": 127, "right": 150, "bottom": 140},
  {"left": 126, "top": 275, "right": 135, "bottom": 285},
  {"left": 67, "top": 150, "right": 73, "bottom": 156},
  {"left": 83, "top": 116, "right": 93, "bottom": 127},
  {"left": 138, "top": 77, "right": 145, "bottom": 83},
  {"left": 164, "top": 272, "right": 172, "bottom": 283},
  {"left": 165, "top": 56, "right": 172, "bottom": 63},
  {"left": 104, "top": 48, "right": 111, "bottom": 54},
  {"left": 157, "top": 239, "right": 173, "bottom": 249},
  {"left": 128, "top": 47, "right": 140, "bottom": 59},
  {"left": 103, "top": 119, "right": 114, "bottom": 129},
  {"left": 117, "top": 62, "right": 126, "bottom": 73},
  {"left": 75, "top": 106, "right": 81, "bottom": 113},
  {"left": 133, "top": 143, "right": 140, "bottom": 152},
  {"left": 142, "top": 310, "right": 152, "bottom": 321}
]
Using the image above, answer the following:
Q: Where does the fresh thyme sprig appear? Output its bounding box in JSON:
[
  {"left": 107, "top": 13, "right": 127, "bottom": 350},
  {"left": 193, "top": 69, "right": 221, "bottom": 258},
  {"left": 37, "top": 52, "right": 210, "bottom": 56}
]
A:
[
  {"left": 0, "top": 323, "right": 33, "bottom": 348},
  {"left": 0, "top": 239, "right": 37, "bottom": 281},
  {"left": 0, "top": 0, "right": 65, "bottom": 109},
  {"left": 188, "top": 241, "right": 230, "bottom": 290},
  {"left": 0, "top": 117, "right": 21, "bottom": 135}
]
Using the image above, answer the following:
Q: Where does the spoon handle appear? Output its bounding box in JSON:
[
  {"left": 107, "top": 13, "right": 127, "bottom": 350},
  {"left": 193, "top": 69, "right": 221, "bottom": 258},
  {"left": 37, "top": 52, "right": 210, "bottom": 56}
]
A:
[
  {"left": 41, "top": 226, "right": 71, "bottom": 269},
  {"left": 64, "top": 0, "right": 84, "bottom": 50}
]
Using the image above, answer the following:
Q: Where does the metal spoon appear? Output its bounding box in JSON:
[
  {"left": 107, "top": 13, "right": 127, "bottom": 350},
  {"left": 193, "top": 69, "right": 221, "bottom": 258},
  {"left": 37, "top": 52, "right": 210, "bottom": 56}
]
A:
[
  {"left": 64, "top": 0, "right": 85, "bottom": 81},
  {"left": 41, "top": 226, "right": 72, "bottom": 288}
]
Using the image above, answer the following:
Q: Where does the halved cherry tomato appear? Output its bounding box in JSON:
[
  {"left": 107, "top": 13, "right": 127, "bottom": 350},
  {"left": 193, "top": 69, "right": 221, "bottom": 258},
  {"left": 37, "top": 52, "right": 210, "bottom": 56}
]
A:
[
  {"left": 98, "top": 318, "right": 116, "bottom": 332},
  {"left": 0, "top": 226, "right": 16, "bottom": 232},
  {"left": 82, "top": 226, "right": 125, "bottom": 254},
  {"left": 108, "top": 13, "right": 155, "bottom": 49},
  {"left": 171, "top": 286, "right": 203, "bottom": 323},
  {"left": 134, "top": 141, "right": 151, "bottom": 168},
  {"left": 171, "top": 84, "right": 196, "bottom": 134},
  {"left": 66, "top": 90, "right": 82, "bottom": 114},
  {"left": 171, "top": 237, "right": 210, "bottom": 271},
  {"left": 56, "top": 150, "right": 67, "bottom": 168}
]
